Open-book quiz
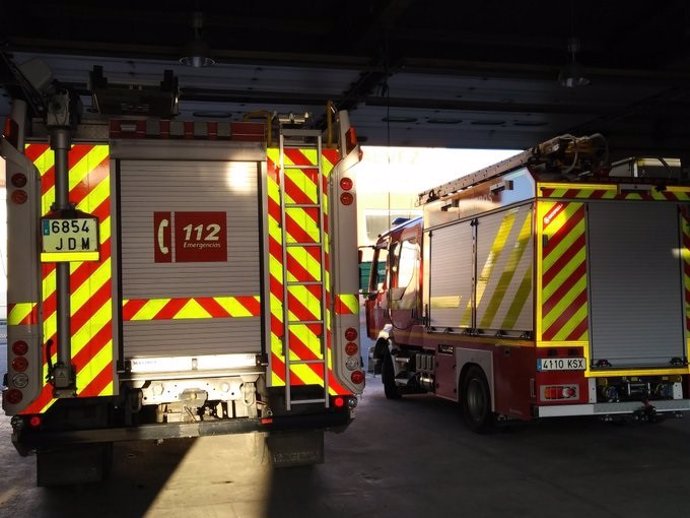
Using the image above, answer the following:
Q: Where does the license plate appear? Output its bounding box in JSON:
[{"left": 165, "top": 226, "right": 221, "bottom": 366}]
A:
[
  {"left": 42, "top": 217, "right": 99, "bottom": 253},
  {"left": 537, "top": 357, "right": 586, "bottom": 371}
]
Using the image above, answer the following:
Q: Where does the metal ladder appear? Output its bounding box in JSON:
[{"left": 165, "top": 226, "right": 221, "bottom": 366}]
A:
[{"left": 279, "top": 129, "right": 330, "bottom": 411}]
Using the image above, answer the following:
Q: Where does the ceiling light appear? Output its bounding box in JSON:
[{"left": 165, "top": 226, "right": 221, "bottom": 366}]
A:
[
  {"left": 179, "top": 12, "right": 215, "bottom": 68},
  {"left": 558, "top": 37, "right": 589, "bottom": 88}
]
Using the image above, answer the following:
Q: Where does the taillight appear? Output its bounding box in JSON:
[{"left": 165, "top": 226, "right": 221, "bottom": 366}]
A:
[
  {"left": 11, "top": 173, "right": 27, "bottom": 188},
  {"left": 340, "top": 192, "right": 354, "bottom": 206},
  {"left": 344, "top": 327, "right": 358, "bottom": 341},
  {"left": 12, "top": 340, "right": 29, "bottom": 356},
  {"left": 543, "top": 385, "right": 578, "bottom": 400},
  {"left": 11, "top": 357, "right": 28, "bottom": 372},
  {"left": 345, "top": 342, "right": 358, "bottom": 356},
  {"left": 29, "top": 415, "right": 42, "bottom": 428},
  {"left": 333, "top": 396, "right": 345, "bottom": 408},
  {"left": 339, "top": 177, "right": 353, "bottom": 191},
  {"left": 11, "top": 190, "right": 28, "bottom": 204},
  {"left": 350, "top": 370, "right": 365, "bottom": 384},
  {"left": 5, "top": 389, "right": 23, "bottom": 405}
]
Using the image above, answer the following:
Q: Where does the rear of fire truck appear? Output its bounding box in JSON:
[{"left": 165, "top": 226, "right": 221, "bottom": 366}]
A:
[
  {"left": 1, "top": 62, "right": 364, "bottom": 484},
  {"left": 366, "top": 134, "right": 690, "bottom": 431}
]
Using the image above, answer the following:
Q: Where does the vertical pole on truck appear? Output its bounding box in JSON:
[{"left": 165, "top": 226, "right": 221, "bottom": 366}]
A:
[{"left": 49, "top": 126, "right": 76, "bottom": 395}]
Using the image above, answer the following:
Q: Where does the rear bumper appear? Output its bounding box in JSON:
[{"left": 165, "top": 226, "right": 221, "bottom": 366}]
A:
[
  {"left": 12, "top": 410, "right": 352, "bottom": 453},
  {"left": 536, "top": 399, "right": 690, "bottom": 418}
]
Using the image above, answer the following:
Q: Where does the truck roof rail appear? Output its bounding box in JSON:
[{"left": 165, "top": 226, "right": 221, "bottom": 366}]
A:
[{"left": 418, "top": 133, "right": 608, "bottom": 205}]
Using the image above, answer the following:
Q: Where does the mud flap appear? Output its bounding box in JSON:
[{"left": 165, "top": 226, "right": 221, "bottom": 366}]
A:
[
  {"left": 37, "top": 443, "right": 112, "bottom": 486},
  {"left": 266, "top": 430, "right": 324, "bottom": 468}
]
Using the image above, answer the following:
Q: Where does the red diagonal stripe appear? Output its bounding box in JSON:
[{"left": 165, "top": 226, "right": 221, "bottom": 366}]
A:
[
  {"left": 153, "top": 298, "right": 189, "bottom": 320},
  {"left": 543, "top": 206, "right": 584, "bottom": 256},
  {"left": 543, "top": 234, "right": 586, "bottom": 287},
  {"left": 543, "top": 289, "right": 588, "bottom": 341},
  {"left": 122, "top": 299, "right": 147, "bottom": 321},
  {"left": 237, "top": 296, "right": 262, "bottom": 316},
  {"left": 80, "top": 363, "right": 114, "bottom": 398},
  {"left": 196, "top": 297, "right": 230, "bottom": 317},
  {"left": 566, "top": 316, "right": 589, "bottom": 341},
  {"left": 72, "top": 320, "right": 113, "bottom": 370},
  {"left": 38, "top": 144, "right": 95, "bottom": 195},
  {"left": 69, "top": 281, "right": 112, "bottom": 334},
  {"left": 543, "top": 261, "right": 587, "bottom": 316},
  {"left": 25, "top": 143, "right": 49, "bottom": 162},
  {"left": 284, "top": 169, "right": 318, "bottom": 205},
  {"left": 284, "top": 148, "right": 316, "bottom": 167},
  {"left": 285, "top": 211, "right": 319, "bottom": 245}
]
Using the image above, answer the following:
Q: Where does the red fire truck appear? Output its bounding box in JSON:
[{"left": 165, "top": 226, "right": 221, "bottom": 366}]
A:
[
  {"left": 365, "top": 134, "right": 690, "bottom": 432},
  {"left": 2, "top": 61, "right": 364, "bottom": 484}
]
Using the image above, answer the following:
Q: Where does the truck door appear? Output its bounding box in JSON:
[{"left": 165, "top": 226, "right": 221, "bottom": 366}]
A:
[
  {"left": 365, "top": 241, "right": 389, "bottom": 338},
  {"left": 388, "top": 237, "right": 421, "bottom": 331}
]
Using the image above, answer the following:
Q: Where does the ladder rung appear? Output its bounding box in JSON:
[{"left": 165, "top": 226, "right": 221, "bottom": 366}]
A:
[
  {"left": 286, "top": 203, "right": 321, "bottom": 209},
  {"left": 286, "top": 242, "right": 322, "bottom": 248},
  {"left": 288, "top": 320, "right": 324, "bottom": 326},
  {"left": 287, "top": 281, "right": 323, "bottom": 286},
  {"left": 289, "top": 359, "right": 326, "bottom": 365},
  {"left": 291, "top": 399, "right": 327, "bottom": 406},
  {"left": 281, "top": 129, "right": 322, "bottom": 138},
  {"left": 282, "top": 164, "right": 319, "bottom": 170}
]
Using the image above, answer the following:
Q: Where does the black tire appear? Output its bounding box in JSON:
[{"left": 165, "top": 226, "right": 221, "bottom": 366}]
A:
[
  {"left": 381, "top": 351, "right": 402, "bottom": 400},
  {"left": 461, "top": 366, "right": 495, "bottom": 433}
]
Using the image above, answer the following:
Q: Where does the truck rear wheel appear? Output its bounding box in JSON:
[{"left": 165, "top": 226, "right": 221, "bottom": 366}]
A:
[
  {"left": 381, "top": 352, "right": 401, "bottom": 400},
  {"left": 461, "top": 366, "right": 495, "bottom": 433}
]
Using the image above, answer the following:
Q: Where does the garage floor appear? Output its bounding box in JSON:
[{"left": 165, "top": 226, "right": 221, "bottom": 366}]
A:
[{"left": 3, "top": 372, "right": 690, "bottom": 518}]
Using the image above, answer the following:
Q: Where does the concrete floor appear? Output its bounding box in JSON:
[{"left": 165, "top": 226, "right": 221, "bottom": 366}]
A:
[{"left": 3, "top": 375, "right": 690, "bottom": 518}]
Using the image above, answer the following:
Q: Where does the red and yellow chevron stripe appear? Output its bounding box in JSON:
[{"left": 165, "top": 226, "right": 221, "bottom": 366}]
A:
[
  {"left": 122, "top": 296, "right": 261, "bottom": 321},
  {"left": 21, "top": 143, "right": 113, "bottom": 415},
  {"left": 538, "top": 201, "right": 588, "bottom": 343},
  {"left": 8, "top": 302, "right": 39, "bottom": 326},
  {"left": 266, "top": 147, "right": 349, "bottom": 394},
  {"left": 539, "top": 183, "right": 690, "bottom": 201}
]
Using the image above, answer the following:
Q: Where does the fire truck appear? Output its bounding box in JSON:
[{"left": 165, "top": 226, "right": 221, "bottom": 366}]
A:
[
  {"left": 1, "top": 60, "right": 364, "bottom": 485},
  {"left": 365, "top": 134, "right": 690, "bottom": 432}
]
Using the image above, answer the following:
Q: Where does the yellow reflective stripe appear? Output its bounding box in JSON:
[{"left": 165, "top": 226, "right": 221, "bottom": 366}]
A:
[
  {"left": 33, "top": 147, "right": 55, "bottom": 176},
  {"left": 290, "top": 363, "right": 324, "bottom": 387},
  {"left": 285, "top": 169, "right": 318, "bottom": 205},
  {"left": 288, "top": 324, "right": 323, "bottom": 360},
  {"left": 286, "top": 246, "right": 322, "bottom": 282},
  {"left": 98, "top": 381, "right": 114, "bottom": 397},
  {"left": 543, "top": 247, "right": 586, "bottom": 301},
  {"left": 8, "top": 303, "right": 34, "bottom": 326},
  {"left": 430, "top": 296, "right": 461, "bottom": 309},
  {"left": 174, "top": 299, "right": 210, "bottom": 319},
  {"left": 71, "top": 301, "right": 112, "bottom": 356},
  {"left": 215, "top": 296, "right": 255, "bottom": 317},
  {"left": 542, "top": 276, "right": 587, "bottom": 330},
  {"left": 337, "top": 294, "right": 358, "bottom": 314},
  {"left": 463, "top": 211, "right": 516, "bottom": 323},
  {"left": 480, "top": 212, "right": 532, "bottom": 329},
  {"left": 76, "top": 338, "right": 112, "bottom": 390},
  {"left": 70, "top": 258, "right": 111, "bottom": 316},
  {"left": 285, "top": 207, "right": 321, "bottom": 243},
  {"left": 130, "top": 298, "right": 169, "bottom": 321},
  {"left": 287, "top": 285, "right": 321, "bottom": 320},
  {"left": 41, "top": 252, "right": 100, "bottom": 262},
  {"left": 502, "top": 267, "right": 533, "bottom": 329},
  {"left": 542, "top": 210, "right": 584, "bottom": 272}
]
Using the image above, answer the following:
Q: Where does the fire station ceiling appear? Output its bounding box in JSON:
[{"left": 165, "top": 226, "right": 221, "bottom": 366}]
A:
[{"left": 1, "top": 1, "right": 690, "bottom": 157}]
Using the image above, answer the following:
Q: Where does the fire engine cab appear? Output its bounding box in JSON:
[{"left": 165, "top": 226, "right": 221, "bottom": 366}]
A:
[{"left": 365, "top": 134, "right": 690, "bottom": 432}]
